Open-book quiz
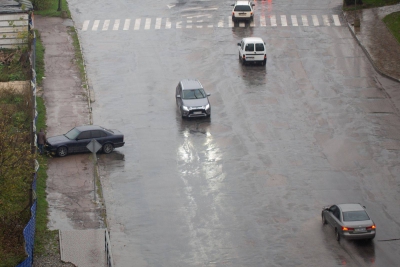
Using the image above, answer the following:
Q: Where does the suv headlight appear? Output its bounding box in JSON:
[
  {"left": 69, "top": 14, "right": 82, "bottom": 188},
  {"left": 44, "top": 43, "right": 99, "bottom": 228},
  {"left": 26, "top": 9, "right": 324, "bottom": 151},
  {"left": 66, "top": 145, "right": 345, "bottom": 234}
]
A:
[
  {"left": 205, "top": 104, "right": 210, "bottom": 110},
  {"left": 182, "top": 106, "right": 189, "bottom": 111}
]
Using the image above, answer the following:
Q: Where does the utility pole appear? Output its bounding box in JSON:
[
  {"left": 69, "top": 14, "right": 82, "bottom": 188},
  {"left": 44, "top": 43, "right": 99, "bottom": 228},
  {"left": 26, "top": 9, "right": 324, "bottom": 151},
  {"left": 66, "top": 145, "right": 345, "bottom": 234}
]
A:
[{"left": 57, "top": 0, "right": 61, "bottom": 11}]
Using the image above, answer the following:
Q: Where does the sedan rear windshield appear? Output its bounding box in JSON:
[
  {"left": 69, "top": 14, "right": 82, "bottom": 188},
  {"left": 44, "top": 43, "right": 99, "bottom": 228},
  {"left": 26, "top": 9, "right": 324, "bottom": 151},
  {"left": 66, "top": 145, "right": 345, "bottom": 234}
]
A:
[
  {"left": 343, "top": 211, "right": 370, "bottom": 222},
  {"left": 182, "top": 89, "right": 207, "bottom": 99},
  {"left": 234, "top": 5, "right": 251, "bottom": 11}
]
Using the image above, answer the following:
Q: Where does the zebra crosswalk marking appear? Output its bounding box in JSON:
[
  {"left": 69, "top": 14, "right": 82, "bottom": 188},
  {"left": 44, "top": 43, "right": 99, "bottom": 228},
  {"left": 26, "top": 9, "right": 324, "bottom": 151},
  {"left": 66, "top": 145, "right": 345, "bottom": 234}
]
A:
[
  {"left": 281, "top": 15, "right": 287, "bottom": 26},
  {"left": 113, "top": 19, "right": 120, "bottom": 31},
  {"left": 166, "top": 18, "right": 171, "bottom": 29},
  {"left": 92, "top": 20, "right": 100, "bottom": 31},
  {"left": 291, "top": 15, "right": 298, "bottom": 26},
  {"left": 134, "top": 18, "right": 140, "bottom": 30},
  {"left": 155, "top": 18, "right": 161, "bottom": 29},
  {"left": 123, "top": 19, "right": 130, "bottom": 30},
  {"left": 260, "top": 16, "right": 266, "bottom": 27},
  {"left": 145, "top": 18, "right": 151, "bottom": 30},
  {"left": 302, "top": 15, "right": 308, "bottom": 26},
  {"left": 228, "top": 17, "right": 233, "bottom": 27},
  {"left": 312, "top": 15, "right": 319, "bottom": 26},
  {"left": 322, "top": 15, "right": 330, "bottom": 26},
  {"left": 80, "top": 15, "right": 343, "bottom": 31},
  {"left": 271, "top": 15, "right": 277, "bottom": 26},
  {"left": 333, "top": 15, "right": 341, "bottom": 26},
  {"left": 82, "top": 20, "right": 89, "bottom": 31},
  {"left": 102, "top": 20, "right": 110, "bottom": 31}
]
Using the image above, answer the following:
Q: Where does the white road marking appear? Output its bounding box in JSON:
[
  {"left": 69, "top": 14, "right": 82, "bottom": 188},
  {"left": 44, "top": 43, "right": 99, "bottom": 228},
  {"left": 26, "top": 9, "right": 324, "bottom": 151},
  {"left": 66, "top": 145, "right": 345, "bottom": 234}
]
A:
[
  {"left": 322, "top": 15, "right": 330, "bottom": 26},
  {"left": 281, "top": 15, "right": 287, "bottom": 26},
  {"left": 113, "top": 19, "right": 120, "bottom": 30},
  {"left": 333, "top": 15, "right": 341, "bottom": 26},
  {"left": 134, "top": 18, "right": 141, "bottom": 30},
  {"left": 291, "top": 15, "right": 298, "bottom": 26},
  {"left": 145, "top": 18, "right": 151, "bottom": 30},
  {"left": 82, "top": 20, "right": 89, "bottom": 31},
  {"left": 81, "top": 14, "right": 342, "bottom": 31},
  {"left": 228, "top": 17, "right": 233, "bottom": 27},
  {"left": 123, "top": 19, "right": 130, "bottom": 30},
  {"left": 92, "top": 20, "right": 99, "bottom": 31},
  {"left": 260, "top": 16, "right": 266, "bottom": 27},
  {"left": 301, "top": 15, "right": 308, "bottom": 26},
  {"left": 167, "top": 4, "right": 175, "bottom": 9},
  {"left": 155, "top": 18, "right": 161, "bottom": 29},
  {"left": 166, "top": 18, "right": 171, "bottom": 29},
  {"left": 270, "top": 15, "right": 277, "bottom": 26},
  {"left": 102, "top": 20, "right": 110, "bottom": 31},
  {"left": 312, "top": 15, "right": 319, "bottom": 26}
]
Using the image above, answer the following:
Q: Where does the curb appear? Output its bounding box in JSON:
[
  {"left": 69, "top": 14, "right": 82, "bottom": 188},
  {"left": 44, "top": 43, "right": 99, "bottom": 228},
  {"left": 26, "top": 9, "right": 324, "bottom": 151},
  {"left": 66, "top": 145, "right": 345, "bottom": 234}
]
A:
[{"left": 342, "top": 10, "right": 400, "bottom": 84}]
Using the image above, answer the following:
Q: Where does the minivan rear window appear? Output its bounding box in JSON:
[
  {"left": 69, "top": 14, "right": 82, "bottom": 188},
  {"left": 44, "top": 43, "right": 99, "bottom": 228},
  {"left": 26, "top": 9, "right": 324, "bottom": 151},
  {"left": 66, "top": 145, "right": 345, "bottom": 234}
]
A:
[
  {"left": 245, "top": 43, "right": 254, "bottom": 51},
  {"left": 234, "top": 5, "right": 251, "bottom": 12},
  {"left": 255, "top": 43, "right": 264, "bottom": 51}
]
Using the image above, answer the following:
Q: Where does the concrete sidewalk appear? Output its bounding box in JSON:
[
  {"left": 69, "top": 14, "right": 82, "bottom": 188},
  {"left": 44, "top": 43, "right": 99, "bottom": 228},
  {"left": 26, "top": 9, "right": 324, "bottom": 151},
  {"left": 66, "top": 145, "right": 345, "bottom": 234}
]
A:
[
  {"left": 343, "top": 4, "right": 400, "bottom": 82},
  {"left": 34, "top": 16, "right": 107, "bottom": 267}
]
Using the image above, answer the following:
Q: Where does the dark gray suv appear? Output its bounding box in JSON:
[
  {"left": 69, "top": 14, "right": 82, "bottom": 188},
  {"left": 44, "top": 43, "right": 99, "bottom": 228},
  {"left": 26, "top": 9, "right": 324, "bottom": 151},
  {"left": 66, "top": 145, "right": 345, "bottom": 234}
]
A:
[{"left": 175, "top": 79, "right": 211, "bottom": 118}]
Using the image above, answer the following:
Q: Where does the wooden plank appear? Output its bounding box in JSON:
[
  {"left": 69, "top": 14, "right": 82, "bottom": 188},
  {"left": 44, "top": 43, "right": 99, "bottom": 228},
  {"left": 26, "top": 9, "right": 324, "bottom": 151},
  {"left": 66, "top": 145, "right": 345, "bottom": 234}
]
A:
[
  {"left": 0, "top": 32, "right": 22, "bottom": 38},
  {"left": 0, "top": 27, "right": 28, "bottom": 33},
  {"left": 0, "top": 20, "right": 29, "bottom": 27},
  {"left": 0, "top": 14, "right": 29, "bottom": 21},
  {"left": 0, "top": 38, "right": 25, "bottom": 45}
]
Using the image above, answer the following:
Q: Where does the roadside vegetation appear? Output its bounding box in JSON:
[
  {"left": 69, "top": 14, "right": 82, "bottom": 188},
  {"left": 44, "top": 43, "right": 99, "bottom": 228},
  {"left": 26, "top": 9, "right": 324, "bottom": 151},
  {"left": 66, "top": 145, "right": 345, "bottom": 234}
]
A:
[
  {"left": 343, "top": 0, "right": 400, "bottom": 9},
  {"left": 0, "top": 89, "right": 35, "bottom": 267},
  {"left": 383, "top": 11, "right": 400, "bottom": 43}
]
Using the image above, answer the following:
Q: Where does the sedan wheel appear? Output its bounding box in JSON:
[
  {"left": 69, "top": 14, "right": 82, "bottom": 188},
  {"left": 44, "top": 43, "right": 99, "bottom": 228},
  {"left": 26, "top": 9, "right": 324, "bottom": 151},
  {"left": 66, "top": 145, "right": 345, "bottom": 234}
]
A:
[
  {"left": 57, "top": 146, "right": 68, "bottom": 157},
  {"left": 103, "top": 143, "right": 114, "bottom": 154},
  {"left": 335, "top": 228, "right": 340, "bottom": 242}
]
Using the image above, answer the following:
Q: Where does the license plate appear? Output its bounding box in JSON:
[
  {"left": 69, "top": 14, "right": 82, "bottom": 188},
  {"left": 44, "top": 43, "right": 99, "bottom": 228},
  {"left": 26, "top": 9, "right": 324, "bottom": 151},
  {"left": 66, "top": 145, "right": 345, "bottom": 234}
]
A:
[
  {"left": 354, "top": 228, "right": 366, "bottom": 232},
  {"left": 193, "top": 111, "right": 202, "bottom": 114}
]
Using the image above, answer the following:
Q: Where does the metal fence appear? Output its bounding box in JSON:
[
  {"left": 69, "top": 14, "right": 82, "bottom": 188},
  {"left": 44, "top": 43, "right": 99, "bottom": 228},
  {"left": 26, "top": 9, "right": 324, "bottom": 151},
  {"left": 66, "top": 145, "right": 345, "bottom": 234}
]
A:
[{"left": 16, "top": 30, "right": 38, "bottom": 267}]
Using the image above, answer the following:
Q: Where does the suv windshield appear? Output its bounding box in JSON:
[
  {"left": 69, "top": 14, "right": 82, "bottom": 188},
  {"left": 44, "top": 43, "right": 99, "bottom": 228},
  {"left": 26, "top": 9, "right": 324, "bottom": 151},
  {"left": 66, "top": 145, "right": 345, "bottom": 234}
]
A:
[
  {"left": 182, "top": 89, "right": 206, "bottom": 99},
  {"left": 343, "top": 211, "right": 370, "bottom": 222},
  {"left": 234, "top": 5, "right": 251, "bottom": 11}
]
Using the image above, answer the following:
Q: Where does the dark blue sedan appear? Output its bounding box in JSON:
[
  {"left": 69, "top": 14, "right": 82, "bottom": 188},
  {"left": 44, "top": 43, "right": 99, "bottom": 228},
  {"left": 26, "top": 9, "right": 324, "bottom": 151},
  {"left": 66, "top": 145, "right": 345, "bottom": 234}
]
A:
[{"left": 45, "top": 125, "right": 125, "bottom": 157}]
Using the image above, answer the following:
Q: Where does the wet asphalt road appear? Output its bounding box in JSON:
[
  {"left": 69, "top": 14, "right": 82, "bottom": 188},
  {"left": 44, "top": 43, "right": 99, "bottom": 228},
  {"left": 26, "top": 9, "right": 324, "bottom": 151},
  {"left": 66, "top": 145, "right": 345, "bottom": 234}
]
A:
[{"left": 67, "top": 0, "right": 400, "bottom": 266}]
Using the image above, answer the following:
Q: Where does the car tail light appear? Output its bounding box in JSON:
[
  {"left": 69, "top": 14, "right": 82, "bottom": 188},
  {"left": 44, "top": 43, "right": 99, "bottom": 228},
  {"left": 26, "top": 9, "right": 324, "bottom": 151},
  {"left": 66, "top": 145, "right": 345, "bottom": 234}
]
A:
[
  {"left": 264, "top": 55, "right": 267, "bottom": 59},
  {"left": 251, "top": 12, "right": 253, "bottom": 16},
  {"left": 232, "top": 12, "right": 234, "bottom": 16},
  {"left": 243, "top": 55, "right": 246, "bottom": 60},
  {"left": 342, "top": 226, "right": 354, "bottom": 231},
  {"left": 366, "top": 225, "right": 376, "bottom": 230}
]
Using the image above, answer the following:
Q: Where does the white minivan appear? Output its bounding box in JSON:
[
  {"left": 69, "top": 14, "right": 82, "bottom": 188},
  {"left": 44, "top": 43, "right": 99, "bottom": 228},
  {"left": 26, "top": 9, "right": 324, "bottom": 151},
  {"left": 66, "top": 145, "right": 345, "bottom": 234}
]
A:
[{"left": 237, "top": 37, "right": 267, "bottom": 66}]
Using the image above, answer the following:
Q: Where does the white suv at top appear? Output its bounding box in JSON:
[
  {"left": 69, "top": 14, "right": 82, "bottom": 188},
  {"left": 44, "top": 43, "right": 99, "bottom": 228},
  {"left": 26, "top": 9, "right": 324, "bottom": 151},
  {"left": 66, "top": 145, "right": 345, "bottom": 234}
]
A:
[{"left": 231, "top": 1, "right": 255, "bottom": 22}]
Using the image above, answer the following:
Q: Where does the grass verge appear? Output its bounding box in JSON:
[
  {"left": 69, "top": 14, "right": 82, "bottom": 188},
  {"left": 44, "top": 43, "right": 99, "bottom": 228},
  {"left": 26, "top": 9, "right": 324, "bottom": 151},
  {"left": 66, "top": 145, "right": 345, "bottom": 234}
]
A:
[
  {"left": 34, "top": 30, "right": 45, "bottom": 86},
  {"left": 34, "top": 0, "right": 70, "bottom": 17},
  {"left": 383, "top": 11, "right": 400, "bottom": 44},
  {"left": 343, "top": 0, "right": 400, "bottom": 10}
]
